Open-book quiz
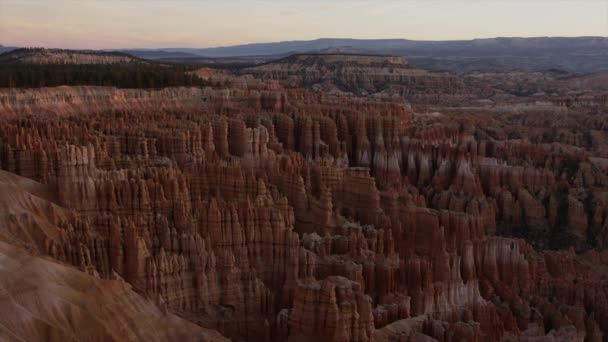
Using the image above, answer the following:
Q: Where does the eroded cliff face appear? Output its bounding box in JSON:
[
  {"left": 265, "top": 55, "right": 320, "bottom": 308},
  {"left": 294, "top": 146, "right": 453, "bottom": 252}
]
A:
[
  {"left": 0, "top": 83, "right": 607, "bottom": 342},
  {"left": 0, "top": 170, "right": 228, "bottom": 342},
  {"left": 244, "top": 54, "right": 481, "bottom": 103}
]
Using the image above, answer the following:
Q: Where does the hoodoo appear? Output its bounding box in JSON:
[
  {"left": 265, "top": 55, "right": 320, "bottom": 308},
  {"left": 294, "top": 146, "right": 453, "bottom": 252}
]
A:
[{"left": 1, "top": 6, "right": 607, "bottom": 340}]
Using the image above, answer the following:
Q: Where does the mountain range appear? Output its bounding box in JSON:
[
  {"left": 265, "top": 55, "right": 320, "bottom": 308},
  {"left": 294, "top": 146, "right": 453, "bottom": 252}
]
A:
[
  {"left": 147, "top": 37, "right": 608, "bottom": 57},
  {"left": 3, "top": 36, "right": 608, "bottom": 73},
  {"left": 122, "top": 37, "right": 608, "bottom": 73}
]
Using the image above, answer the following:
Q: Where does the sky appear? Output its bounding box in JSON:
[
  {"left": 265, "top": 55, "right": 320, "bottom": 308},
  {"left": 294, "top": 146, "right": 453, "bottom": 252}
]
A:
[{"left": 1, "top": 0, "right": 607, "bottom": 49}]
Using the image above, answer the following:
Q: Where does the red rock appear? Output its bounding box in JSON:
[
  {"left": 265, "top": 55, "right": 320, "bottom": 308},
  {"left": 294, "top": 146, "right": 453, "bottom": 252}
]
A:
[
  {"left": 288, "top": 276, "right": 374, "bottom": 342},
  {"left": 1, "top": 81, "right": 608, "bottom": 342}
]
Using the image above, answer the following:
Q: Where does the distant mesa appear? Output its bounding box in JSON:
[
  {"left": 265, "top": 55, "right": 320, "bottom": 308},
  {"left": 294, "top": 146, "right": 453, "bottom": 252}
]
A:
[
  {"left": 280, "top": 53, "right": 408, "bottom": 65},
  {"left": 0, "top": 48, "right": 144, "bottom": 65},
  {"left": 118, "top": 49, "right": 204, "bottom": 60},
  {"left": 245, "top": 53, "right": 412, "bottom": 81},
  {"left": 243, "top": 53, "right": 466, "bottom": 98},
  {"left": 315, "top": 45, "right": 375, "bottom": 55}
]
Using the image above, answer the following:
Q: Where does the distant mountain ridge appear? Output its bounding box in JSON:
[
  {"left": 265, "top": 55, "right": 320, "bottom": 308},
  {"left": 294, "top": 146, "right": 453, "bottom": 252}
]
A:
[
  {"left": 0, "top": 45, "right": 15, "bottom": 54},
  {"left": 6, "top": 36, "right": 608, "bottom": 73},
  {"left": 141, "top": 37, "right": 608, "bottom": 73},
  {"left": 117, "top": 49, "right": 202, "bottom": 60},
  {"left": 164, "top": 37, "right": 608, "bottom": 58}
]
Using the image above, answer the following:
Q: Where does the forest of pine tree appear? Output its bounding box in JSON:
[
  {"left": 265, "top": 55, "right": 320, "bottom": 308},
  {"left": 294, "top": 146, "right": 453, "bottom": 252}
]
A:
[{"left": 0, "top": 63, "right": 210, "bottom": 88}]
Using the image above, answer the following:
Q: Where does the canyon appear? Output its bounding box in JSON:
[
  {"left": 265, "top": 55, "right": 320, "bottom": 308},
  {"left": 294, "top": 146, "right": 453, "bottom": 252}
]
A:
[{"left": 0, "top": 51, "right": 607, "bottom": 341}]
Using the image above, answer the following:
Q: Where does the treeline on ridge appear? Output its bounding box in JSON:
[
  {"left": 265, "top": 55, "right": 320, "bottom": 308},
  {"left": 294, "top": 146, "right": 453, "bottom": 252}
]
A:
[{"left": 0, "top": 63, "right": 210, "bottom": 88}]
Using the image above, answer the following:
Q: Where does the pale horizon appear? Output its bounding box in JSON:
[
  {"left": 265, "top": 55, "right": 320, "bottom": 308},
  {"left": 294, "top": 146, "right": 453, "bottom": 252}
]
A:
[{"left": 1, "top": 0, "right": 607, "bottom": 50}]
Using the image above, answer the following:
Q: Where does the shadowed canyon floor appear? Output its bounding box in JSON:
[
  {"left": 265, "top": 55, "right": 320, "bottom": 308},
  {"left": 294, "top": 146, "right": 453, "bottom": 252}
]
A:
[{"left": 0, "top": 53, "right": 607, "bottom": 341}]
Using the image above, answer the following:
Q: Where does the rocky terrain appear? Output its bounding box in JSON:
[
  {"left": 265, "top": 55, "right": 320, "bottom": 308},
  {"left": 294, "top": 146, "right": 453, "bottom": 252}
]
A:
[
  {"left": 0, "top": 48, "right": 143, "bottom": 65},
  {"left": 244, "top": 54, "right": 486, "bottom": 104},
  {"left": 0, "top": 51, "right": 607, "bottom": 341},
  {"left": 465, "top": 70, "right": 608, "bottom": 98},
  {"left": 244, "top": 54, "right": 416, "bottom": 94},
  {"left": 0, "top": 169, "right": 228, "bottom": 342},
  {"left": 242, "top": 53, "right": 608, "bottom": 106}
]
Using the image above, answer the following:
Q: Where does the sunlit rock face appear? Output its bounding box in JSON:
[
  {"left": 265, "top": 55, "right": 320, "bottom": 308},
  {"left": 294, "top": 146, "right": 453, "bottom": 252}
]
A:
[{"left": 0, "top": 57, "right": 607, "bottom": 342}]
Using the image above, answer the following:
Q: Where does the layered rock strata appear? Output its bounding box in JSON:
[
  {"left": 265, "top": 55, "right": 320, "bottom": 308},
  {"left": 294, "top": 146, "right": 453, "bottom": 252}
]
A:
[{"left": 0, "top": 83, "right": 606, "bottom": 341}]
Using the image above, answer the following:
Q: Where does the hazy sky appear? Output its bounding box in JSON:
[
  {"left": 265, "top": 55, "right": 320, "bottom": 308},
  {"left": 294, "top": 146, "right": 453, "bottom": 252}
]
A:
[{"left": 1, "top": 0, "right": 607, "bottom": 49}]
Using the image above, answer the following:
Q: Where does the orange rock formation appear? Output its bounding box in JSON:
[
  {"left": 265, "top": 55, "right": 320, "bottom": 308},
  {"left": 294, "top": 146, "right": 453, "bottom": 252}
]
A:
[{"left": 0, "top": 65, "right": 607, "bottom": 341}]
